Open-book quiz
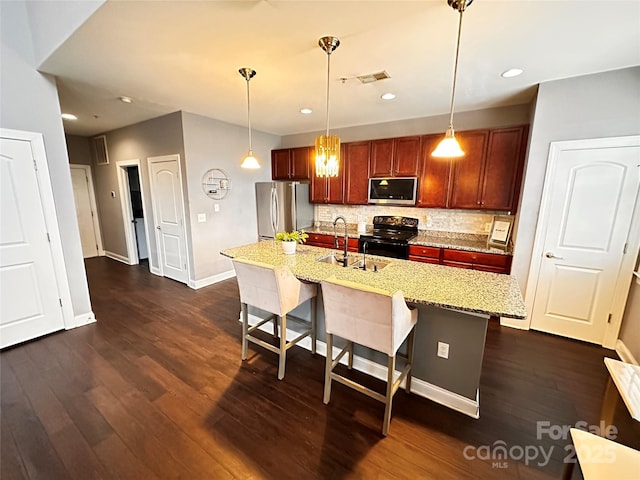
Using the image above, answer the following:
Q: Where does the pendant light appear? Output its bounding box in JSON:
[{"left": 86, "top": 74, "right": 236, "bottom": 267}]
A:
[
  {"left": 432, "top": 0, "right": 472, "bottom": 158},
  {"left": 315, "top": 36, "right": 341, "bottom": 178},
  {"left": 239, "top": 67, "right": 260, "bottom": 169}
]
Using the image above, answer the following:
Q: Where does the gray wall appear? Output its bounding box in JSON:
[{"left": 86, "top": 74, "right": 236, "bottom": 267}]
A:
[
  {"left": 512, "top": 66, "right": 640, "bottom": 309},
  {"left": 92, "top": 112, "right": 185, "bottom": 270},
  {"left": 280, "top": 104, "right": 531, "bottom": 147},
  {"left": 0, "top": 0, "right": 92, "bottom": 319},
  {"left": 66, "top": 134, "right": 92, "bottom": 165},
  {"left": 181, "top": 112, "right": 278, "bottom": 281}
]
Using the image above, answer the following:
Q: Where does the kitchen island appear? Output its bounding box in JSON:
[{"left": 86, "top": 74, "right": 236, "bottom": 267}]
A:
[{"left": 221, "top": 240, "right": 526, "bottom": 418}]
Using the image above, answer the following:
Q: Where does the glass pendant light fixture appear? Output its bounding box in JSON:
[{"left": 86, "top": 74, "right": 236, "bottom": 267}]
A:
[
  {"left": 432, "top": 0, "right": 473, "bottom": 158},
  {"left": 239, "top": 67, "right": 260, "bottom": 169},
  {"left": 315, "top": 36, "right": 341, "bottom": 178}
]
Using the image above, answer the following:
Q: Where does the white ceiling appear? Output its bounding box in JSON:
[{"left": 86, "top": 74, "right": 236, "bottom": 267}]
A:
[{"left": 43, "top": 0, "right": 640, "bottom": 137}]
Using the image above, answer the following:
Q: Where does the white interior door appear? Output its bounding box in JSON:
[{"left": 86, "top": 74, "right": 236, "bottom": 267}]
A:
[
  {"left": 0, "top": 137, "right": 65, "bottom": 348},
  {"left": 148, "top": 155, "right": 188, "bottom": 284},
  {"left": 70, "top": 165, "right": 100, "bottom": 258},
  {"left": 530, "top": 142, "right": 640, "bottom": 344}
]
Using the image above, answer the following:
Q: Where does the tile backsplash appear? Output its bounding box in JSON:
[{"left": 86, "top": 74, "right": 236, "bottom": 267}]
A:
[{"left": 316, "top": 205, "right": 507, "bottom": 235}]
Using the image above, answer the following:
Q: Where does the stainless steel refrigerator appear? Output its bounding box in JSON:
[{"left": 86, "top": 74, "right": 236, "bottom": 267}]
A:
[{"left": 255, "top": 181, "right": 314, "bottom": 240}]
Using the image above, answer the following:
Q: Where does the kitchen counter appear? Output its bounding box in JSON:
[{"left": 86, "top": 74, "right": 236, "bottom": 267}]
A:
[
  {"left": 221, "top": 240, "right": 525, "bottom": 319},
  {"left": 305, "top": 224, "right": 512, "bottom": 255},
  {"left": 221, "top": 240, "right": 526, "bottom": 417}
]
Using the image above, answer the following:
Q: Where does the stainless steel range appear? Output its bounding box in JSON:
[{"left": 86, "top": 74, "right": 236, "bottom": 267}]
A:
[{"left": 358, "top": 215, "right": 419, "bottom": 259}]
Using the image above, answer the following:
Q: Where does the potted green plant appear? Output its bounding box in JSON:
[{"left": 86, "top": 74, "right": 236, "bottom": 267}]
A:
[{"left": 275, "top": 229, "right": 308, "bottom": 254}]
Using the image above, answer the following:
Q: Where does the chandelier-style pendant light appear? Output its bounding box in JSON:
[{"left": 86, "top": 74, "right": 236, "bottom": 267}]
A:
[
  {"left": 239, "top": 67, "right": 260, "bottom": 169},
  {"left": 315, "top": 36, "right": 341, "bottom": 178},
  {"left": 432, "top": 0, "right": 472, "bottom": 158}
]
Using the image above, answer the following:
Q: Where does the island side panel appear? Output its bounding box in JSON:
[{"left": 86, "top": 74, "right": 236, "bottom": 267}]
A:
[
  {"left": 245, "top": 294, "right": 488, "bottom": 403},
  {"left": 412, "top": 305, "right": 488, "bottom": 401}
]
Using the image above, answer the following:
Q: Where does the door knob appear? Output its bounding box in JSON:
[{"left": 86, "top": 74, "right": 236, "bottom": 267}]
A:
[
  {"left": 157, "top": 226, "right": 161, "bottom": 230},
  {"left": 545, "top": 252, "right": 563, "bottom": 259}
]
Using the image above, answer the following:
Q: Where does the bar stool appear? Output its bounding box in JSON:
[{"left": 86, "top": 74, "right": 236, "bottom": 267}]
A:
[
  {"left": 232, "top": 258, "right": 317, "bottom": 380},
  {"left": 320, "top": 277, "right": 418, "bottom": 436}
]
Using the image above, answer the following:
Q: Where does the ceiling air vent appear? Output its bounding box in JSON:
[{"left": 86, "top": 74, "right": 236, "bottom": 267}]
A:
[{"left": 356, "top": 70, "right": 391, "bottom": 84}]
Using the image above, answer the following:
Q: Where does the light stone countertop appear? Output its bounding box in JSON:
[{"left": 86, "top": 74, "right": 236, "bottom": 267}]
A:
[
  {"left": 305, "top": 225, "right": 512, "bottom": 255},
  {"left": 221, "top": 240, "right": 526, "bottom": 319}
]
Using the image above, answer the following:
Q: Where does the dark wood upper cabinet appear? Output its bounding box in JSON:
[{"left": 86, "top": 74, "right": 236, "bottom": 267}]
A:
[
  {"left": 417, "top": 134, "right": 452, "bottom": 208},
  {"left": 344, "top": 141, "right": 371, "bottom": 205},
  {"left": 370, "top": 136, "right": 421, "bottom": 178},
  {"left": 271, "top": 149, "right": 291, "bottom": 180},
  {"left": 448, "top": 126, "right": 528, "bottom": 212},
  {"left": 480, "top": 126, "right": 528, "bottom": 211},
  {"left": 448, "top": 130, "right": 489, "bottom": 209},
  {"left": 271, "top": 147, "right": 311, "bottom": 180},
  {"left": 274, "top": 125, "right": 527, "bottom": 211},
  {"left": 310, "top": 146, "right": 344, "bottom": 204}
]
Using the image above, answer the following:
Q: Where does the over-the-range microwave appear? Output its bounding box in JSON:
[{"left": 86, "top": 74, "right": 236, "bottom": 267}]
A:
[{"left": 368, "top": 177, "right": 418, "bottom": 206}]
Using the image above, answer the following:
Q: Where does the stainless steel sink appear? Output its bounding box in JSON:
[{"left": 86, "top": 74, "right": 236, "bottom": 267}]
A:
[
  {"left": 351, "top": 259, "right": 391, "bottom": 272},
  {"left": 316, "top": 253, "right": 359, "bottom": 267}
]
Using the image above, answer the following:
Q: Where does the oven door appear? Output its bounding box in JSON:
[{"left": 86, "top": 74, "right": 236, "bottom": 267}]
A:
[{"left": 358, "top": 237, "right": 409, "bottom": 259}]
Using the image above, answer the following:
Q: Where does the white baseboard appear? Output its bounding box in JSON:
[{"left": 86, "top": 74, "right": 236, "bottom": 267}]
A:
[
  {"left": 189, "top": 270, "right": 236, "bottom": 289},
  {"left": 66, "top": 311, "right": 96, "bottom": 330},
  {"left": 245, "top": 313, "right": 480, "bottom": 419},
  {"left": 104, "top": 250, "right": 132, "bottom": 265},
  {"left": 616, "top": 339, "right": 639, "bottom": 365},
  {"left": 500, "top": 316, "right": 529, "bottom": 330},
  {"left": 150, "top": 265, "right": 162, "bottom": 276}
]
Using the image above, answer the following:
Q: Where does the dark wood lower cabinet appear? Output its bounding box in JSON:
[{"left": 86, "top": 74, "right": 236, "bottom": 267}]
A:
[
  {"left": 408, "top": 245, "right": 441, "bottom": 264},
  {"left": 441, "top": 248, "right": 512, "bottom": 274},
  {"left": 306, "top": 238, "right": 512, "bottom": 273}
]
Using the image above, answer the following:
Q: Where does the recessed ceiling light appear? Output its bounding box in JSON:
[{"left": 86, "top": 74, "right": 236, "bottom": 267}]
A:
[
  {"left": 61, "top": 113, "right": 77, "bottom": 120},
  {"left": 501, "top": 68, "right": 523, "bottom": 78},
  {"left": 119, "top": 96, "right": 133, "bottom": 103},
  {"left": 300, "top": 108, "right": 312, "bottom": 115},
  {"left": 381, "top": 93, "right": 396, "bottom": 100}
]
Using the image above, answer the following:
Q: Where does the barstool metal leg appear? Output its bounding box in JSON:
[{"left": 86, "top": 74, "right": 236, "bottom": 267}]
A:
[
  {"left": 405, "top": 327, "right": 416, "bottom": 393},
  {"left": 310, "top": 297, "right": 317, "bottom": 355},
  {"left": 277, "top": 314, "right": 287, "bottom": 380},
  {"left": 241, "top": 302, "right": 249, "bottom": 360},
  {"left": 348, "top": 341, "right": 354, "bottom": 369},
  {"left": 323, "top": 334, "right": 333, "bottom": 404},
  {"left": 382, "top": 354, "right": 396, "bottom": 436}
]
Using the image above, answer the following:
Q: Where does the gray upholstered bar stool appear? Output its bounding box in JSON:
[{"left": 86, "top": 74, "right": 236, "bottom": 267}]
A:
[
  {"left": 321, "top": 277, "right": 417, "bottom": 436},
  {"left": 232, "top": 258, "right": 317, "bottom": 380}
]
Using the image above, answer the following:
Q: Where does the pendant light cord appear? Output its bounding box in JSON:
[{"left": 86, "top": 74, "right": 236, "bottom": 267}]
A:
[
  {"left": 246, "top": 77, "right": 252, "bottom": 152},
  {"left": 325, "top": 51, "right": 331, "bottom": 137},
  {"left": 448, "top": 7, "right": 464, "bottom": 129}
]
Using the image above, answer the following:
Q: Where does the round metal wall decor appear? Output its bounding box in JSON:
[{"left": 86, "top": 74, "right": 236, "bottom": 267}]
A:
[{"left": 201, "top": 168, "right": 231, "bottom": 200}]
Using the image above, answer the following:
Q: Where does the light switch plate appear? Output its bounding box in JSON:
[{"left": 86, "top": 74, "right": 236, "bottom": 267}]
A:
[
  {"left": 437, "top": 341, "right": 450, "bottom": 359},
  {"left": 197, "top": 213, "right": 206, "bottom": 223},
  {"left": 214, "top": 204, "right": 220, "bottom": 212}
]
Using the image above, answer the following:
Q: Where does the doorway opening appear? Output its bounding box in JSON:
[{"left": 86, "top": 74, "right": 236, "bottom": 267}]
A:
[
  {"left": 127, "top": 166, "right": 148, "bottom": 268},
  {"left": 116, "top": 159, "right": 150, "bottom": 269}
]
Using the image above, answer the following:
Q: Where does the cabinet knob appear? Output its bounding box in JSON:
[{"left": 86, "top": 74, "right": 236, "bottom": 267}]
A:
[{"left": 476, "top": 201, "right": 481, "bottom": 205}]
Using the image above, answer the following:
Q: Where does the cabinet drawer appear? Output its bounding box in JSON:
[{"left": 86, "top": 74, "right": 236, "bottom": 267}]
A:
[
  {"left": 409, "top": 255, "right": 440, "bottom": 264},
  {"left": 408, "top": 245, "right": 440, "bottom": 260},
  {"left": 442, "top": 248, "right": 511, "bottom": 273},
  {"left": 306, "top": 233, "right": 334, "bottom": 248}
]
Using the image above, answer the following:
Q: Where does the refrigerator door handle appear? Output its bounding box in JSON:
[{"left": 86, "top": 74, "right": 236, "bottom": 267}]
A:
[
  {"left": 290, "top": 184, "right": 297, "bottom": 230},
  {"left": 271, "top": 186, "right": 279, "bottom": 236}
]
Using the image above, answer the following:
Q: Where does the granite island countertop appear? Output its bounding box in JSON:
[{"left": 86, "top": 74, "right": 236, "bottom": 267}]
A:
[
  {"left": 305, "top": 225, "right": 512, "bottom": 255},
  {"left": 221, "top": 240, "right": 526, "bottom": 319}
]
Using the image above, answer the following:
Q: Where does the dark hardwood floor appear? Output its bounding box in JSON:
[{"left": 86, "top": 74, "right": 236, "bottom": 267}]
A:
[{"left": 2, "top": 257, "right": 638, "bottom": 479}]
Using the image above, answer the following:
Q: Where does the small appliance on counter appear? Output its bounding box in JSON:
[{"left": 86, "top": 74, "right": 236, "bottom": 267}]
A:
[{"left": 255, "top": 181, "right": 314, "bottom": 240}]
